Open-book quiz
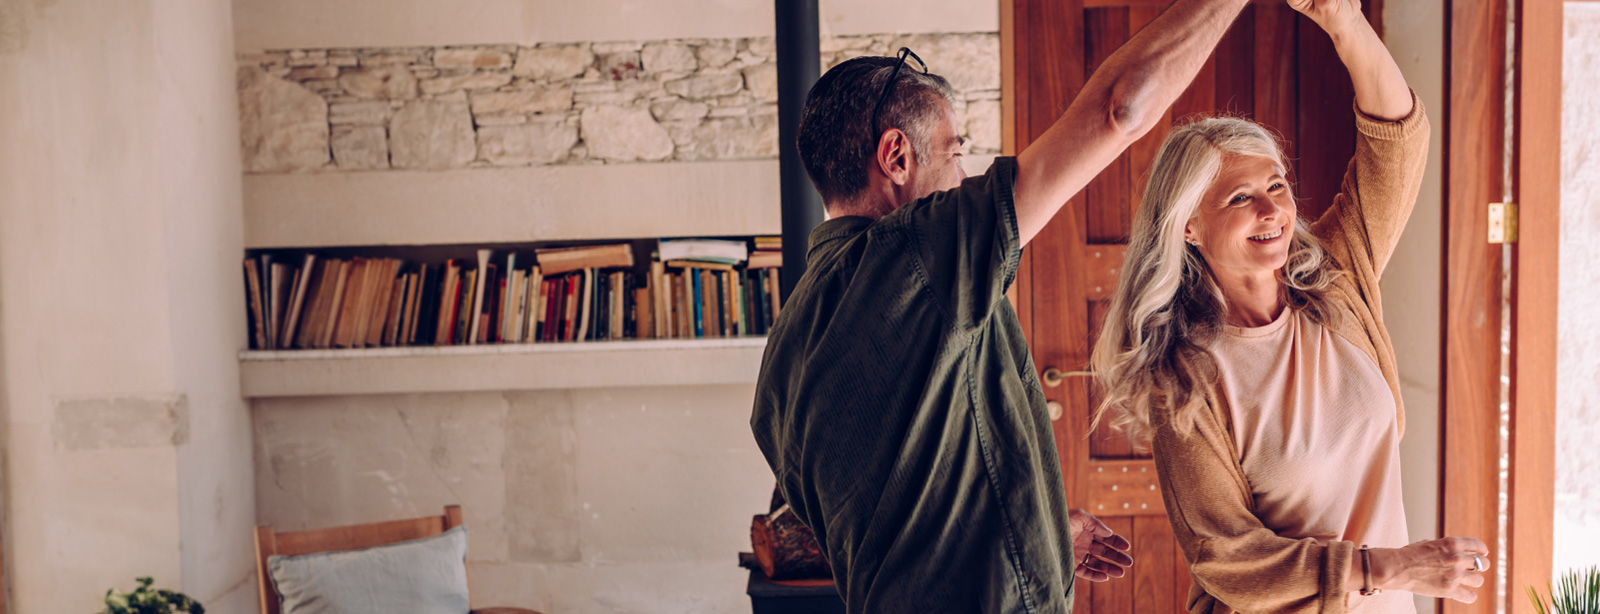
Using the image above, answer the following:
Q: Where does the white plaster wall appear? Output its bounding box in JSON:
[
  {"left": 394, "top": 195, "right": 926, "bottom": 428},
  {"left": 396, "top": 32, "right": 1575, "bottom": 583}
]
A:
[
  {"left": 153, "top": 0, "right": 260, "bottom": 610},
  {"left": 252, "top": 385, "right": 775, "bottom": 614},
  {"left": 1378, "top": 0, "right": 1445, "bottom": 610},
  {"left": 0, "top": 0, "right": 184, "bottom": 609},
  {"left": 1554, "top": 1, "right": 1600, "bottom": 578},
  {"left": 232, "top": 0, "right": 999, "bottom": 51},
  {"left": 0, "top": 0, "right": 254, "bottom": 611}
]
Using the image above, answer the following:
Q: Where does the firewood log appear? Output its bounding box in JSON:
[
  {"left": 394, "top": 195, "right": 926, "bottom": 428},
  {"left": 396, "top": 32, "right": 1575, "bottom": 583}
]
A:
[{"left": 750, "top": 503, "right": 832, "bottom": 581}]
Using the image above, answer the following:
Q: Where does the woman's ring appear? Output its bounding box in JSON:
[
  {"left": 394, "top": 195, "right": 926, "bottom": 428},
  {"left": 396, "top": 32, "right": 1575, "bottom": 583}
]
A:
[{"left": 1472, "top": 555, "right": 1486, "bottom": 572}]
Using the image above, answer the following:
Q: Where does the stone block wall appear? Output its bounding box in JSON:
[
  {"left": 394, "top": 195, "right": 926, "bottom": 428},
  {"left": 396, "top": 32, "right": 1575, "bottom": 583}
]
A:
[{"left": 237, "top": 34, "right": 1001, "bottom": 173}]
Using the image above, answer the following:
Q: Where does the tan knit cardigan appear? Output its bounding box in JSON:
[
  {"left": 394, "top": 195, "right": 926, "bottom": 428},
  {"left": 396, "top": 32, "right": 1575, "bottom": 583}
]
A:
[{"left": 1151, "top": 96, "right": 1430, "bottom": 614}]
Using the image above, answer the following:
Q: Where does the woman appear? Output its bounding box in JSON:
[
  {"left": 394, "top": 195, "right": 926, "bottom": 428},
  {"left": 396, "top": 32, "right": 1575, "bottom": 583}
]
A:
[{"left": 1089, "top": 0, "right": 1488, "bottom": 612}]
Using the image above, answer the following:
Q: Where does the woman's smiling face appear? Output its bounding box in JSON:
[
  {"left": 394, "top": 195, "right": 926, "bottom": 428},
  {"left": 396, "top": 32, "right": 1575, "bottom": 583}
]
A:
[{"left": 1184, "top": 153, "right": 1296, "bottom": 279}]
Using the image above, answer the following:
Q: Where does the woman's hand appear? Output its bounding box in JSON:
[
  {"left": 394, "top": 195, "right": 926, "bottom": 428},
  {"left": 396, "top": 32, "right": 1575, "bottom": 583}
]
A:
[
  {"left": 1070, "top": 508, "right": 1134, "bottom": 582},
  {"left": 1368, "top": 537, "right": 1490, "bottom": 603},
  {"left": 1286, "top": 0, "right": 1366, "bottom": 38}
]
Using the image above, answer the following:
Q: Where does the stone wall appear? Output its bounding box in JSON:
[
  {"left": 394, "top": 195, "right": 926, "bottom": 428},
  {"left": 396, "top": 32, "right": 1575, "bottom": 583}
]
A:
[{"left": 237, "top": 34, "right": 1001, "bottom": 173}]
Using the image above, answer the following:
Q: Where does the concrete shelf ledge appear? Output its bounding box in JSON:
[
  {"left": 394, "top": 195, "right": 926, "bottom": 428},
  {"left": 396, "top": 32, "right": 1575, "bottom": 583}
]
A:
[{"left": 238, "top": 337, "right": 768, "bottom": 398}]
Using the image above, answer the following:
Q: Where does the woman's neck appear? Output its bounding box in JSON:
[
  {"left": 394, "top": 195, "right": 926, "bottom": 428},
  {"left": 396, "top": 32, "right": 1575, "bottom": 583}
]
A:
[{"left": 1216, "top": 270, "right": 1285, "bottom": 327}]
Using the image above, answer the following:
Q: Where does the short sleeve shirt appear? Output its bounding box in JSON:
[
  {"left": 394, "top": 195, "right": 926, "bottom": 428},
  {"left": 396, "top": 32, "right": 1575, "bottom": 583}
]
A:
[{"left": 750, "top": 157, "right": 1076, "bottom": 613}]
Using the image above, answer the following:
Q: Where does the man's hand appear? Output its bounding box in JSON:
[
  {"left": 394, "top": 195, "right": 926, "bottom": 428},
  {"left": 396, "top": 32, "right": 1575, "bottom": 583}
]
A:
[
  {"left": 1069, "top": 508, "right": 1134, "bottom": 582},
  {"left": 1012, "top": 0, "right": 1251, "bottom": 246}
]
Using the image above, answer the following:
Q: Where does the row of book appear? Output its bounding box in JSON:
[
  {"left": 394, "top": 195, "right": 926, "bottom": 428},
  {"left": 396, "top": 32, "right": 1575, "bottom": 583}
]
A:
[{"left": 243, "top": 238, "right": 784, "bottom": 350}]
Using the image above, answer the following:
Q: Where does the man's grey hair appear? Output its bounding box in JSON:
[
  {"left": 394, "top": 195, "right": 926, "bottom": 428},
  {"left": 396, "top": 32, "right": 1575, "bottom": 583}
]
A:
[{"left": 797, "top": 53, "right": 959, "bottom": 205}]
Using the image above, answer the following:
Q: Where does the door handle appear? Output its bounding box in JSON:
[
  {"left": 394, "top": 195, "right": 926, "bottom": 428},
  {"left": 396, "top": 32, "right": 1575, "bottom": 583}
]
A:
[{"left": 1040, "top": 367, "right": 1094, "bottom": 388}]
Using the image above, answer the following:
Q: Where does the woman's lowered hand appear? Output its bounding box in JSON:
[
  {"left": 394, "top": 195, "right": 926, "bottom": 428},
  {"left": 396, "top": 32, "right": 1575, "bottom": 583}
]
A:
[{"left": 1363, "top": 537, "right": 1490, "bottom": 603}]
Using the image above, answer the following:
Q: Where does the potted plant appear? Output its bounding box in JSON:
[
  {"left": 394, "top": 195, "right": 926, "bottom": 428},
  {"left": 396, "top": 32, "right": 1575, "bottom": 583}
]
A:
[
  {"left": 1528, "top": 565, "right": 1600, "bottom": 614},
  {"left": 98, "top": 577, "right": 204, "bottom": 614}
]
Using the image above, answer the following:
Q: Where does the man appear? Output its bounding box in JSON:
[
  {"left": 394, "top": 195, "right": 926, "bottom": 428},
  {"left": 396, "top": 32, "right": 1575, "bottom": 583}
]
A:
[{"left": 751, "top": 0, "right": 1251, "bottom": 610}]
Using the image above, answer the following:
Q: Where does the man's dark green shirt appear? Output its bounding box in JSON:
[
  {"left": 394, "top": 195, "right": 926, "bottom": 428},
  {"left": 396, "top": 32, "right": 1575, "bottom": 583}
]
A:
[{"left": 751, "top": 157, "right": 1076, "bottom": 613}]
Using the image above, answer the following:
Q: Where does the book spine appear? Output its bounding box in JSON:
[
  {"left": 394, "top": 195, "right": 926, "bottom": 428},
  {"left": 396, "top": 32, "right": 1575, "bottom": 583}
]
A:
[
  {"left": 626, "top": 273, "right": 640, "bottom": 339},
  {"left": 454, "top": 269, "right": 476, "bottom": 345},
  {"left": 737, "top": 270, "right": 749, "bottom": 336},
  {"left": 722, "top": 270, "right": 735, "bottom": 337},
  {"left": 393, "top": 272, "right": 410, "bottom": 347},
  {"left": 320, "top": 260, "right": 353, "bottom": 349},
  {"left": 703, "top": 270, "right": 718, "bottom": 338},
  {"left": 611, "top": 271, "right": 624, "bottom": 340},
  {"left": 468, "top": 249, "right": 491, "bottom": 345},
  {"left": 282, "top": 254, "right": 316, "bottom": 347},
  {"left": 413, "top": 264, "right": 437, "bottom": 346},
  {"left": 753, "top": 269, "right": 768, "bottom": 335},
  {"left": 508, "top": 269, "right": 524, "bottom": 343},
  {"left": 502, "top": 253, "right": 518, "bottom": 342},
  {"left": 677, "top": 272, "right": 691, "bottom": 339},
  {"left": 244, "top": 259, "right": 268, "bottom": 350},
  {"left": 650, "top": 261, "right": 666, "bottom": 339},
  {"left": 767, "top": 267, "right": 781, "bottom": 327},
  {"left": 380, "top": 265, "right": 407, "bottom": 347},
  {"left": 525, "top": 267, "right": 544, "bottom": 343},
  {"left": 690, "top": 269, "right": 703, "bottom": 338},
  {"left": 364, "top": 259, "right": 398, "bottom": 347},
  {"left": 634, "top": 275, "right": 651, "bottom": 339},
  {"left": 434, "top": 262, "right": 458, "bottom": 346},
  {"left": 269, "top": 262, "right": 294, "bottom": 349},
  {"left": 341, "top": 258, "right": 373, "bottom": 348},
  {"left": 297, "top": 259, "right": 335, "bottom": 349},
  {"left": 409, "top": 268, "right": 430, "bottom": 345}
]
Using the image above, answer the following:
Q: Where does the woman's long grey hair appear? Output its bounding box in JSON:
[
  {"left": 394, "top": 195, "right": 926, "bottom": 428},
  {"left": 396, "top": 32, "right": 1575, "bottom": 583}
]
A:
[{"left": 1088, "top": 117, "right": 1345, "bottom": 445}]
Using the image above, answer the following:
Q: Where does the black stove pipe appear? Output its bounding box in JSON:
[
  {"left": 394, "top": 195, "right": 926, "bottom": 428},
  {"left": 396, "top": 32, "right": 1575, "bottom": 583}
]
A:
[{"left": 774, "top": 0, "right": 824, "bottom": 301}]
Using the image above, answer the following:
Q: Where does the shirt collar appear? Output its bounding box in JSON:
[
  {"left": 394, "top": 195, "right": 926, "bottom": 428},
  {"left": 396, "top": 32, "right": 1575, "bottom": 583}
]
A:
[{"left": 806, "top": 215, "right": 874, "bottom": 259}]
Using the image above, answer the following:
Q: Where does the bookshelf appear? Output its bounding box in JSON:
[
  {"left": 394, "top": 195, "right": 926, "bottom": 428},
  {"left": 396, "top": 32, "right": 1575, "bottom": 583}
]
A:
[{"left": 238, "top": 337, "right": 768, "bottom": 398}]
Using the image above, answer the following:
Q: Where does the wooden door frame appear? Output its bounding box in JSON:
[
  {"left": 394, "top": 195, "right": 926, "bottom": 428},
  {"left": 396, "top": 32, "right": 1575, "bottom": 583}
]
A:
[
  {"left": 1441, "top": 0, "right": 1559, "bottom": 612},
  {"left": 1507, "top": 0, "right": 1559, "bottom": 611}
]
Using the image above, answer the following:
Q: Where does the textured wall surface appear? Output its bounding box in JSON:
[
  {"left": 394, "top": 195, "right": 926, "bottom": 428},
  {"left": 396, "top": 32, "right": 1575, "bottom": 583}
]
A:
[
  {"left": 253, "top": 385, "right": 775, "bottom": 614},
  {"left": 0, "top": 0, "right": 256, "bottom": 611},
  {"left": 235, "top": 34, "right": 1002, "bottom": 174},
  {"left": 1555, "top": 1, "right": 1600, "bottom": 576}
]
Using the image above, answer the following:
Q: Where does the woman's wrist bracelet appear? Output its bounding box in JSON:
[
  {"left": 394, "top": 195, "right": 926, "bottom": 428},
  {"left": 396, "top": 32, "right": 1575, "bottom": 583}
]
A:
[{"left": 1360, "top": 545, "right": 1382, "bottom": 596}]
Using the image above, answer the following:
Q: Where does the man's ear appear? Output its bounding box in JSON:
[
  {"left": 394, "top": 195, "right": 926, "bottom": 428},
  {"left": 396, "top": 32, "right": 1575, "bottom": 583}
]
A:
[{"left": 875, "top": 128, "right": 913, "bottom": 186}]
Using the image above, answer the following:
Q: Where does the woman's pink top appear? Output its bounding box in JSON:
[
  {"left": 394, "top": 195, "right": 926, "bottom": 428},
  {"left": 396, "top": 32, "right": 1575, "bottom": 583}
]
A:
[{"left": 1211, "top": 306, "right": 1415, "bottom": 614}]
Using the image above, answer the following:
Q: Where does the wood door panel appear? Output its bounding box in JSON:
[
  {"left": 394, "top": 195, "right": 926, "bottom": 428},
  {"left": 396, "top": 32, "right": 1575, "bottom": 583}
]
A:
[
  {"left": 1127, "top": 8, "right": 1172, "bottom": 209},
  {"left": 1215, "top": 9, "right": 1257, "bottom": 116},
  {"left": 1086, "top": 7, "right": 1135, "bottom": 245},
  {"left": 1090, "top": 516, "right": 1138, "bottom": 613},
  {"left": 1255, "top": 3, "right": 1300, "bottom": 191},
  {"left": 1006, "top": 2, "right": 1373, "bottom": 611},
  {"left": 1293, "top": 16, "right": 1356, "bottom": 220},
  {"left": 1086, "top": 459, "right": 1163, "bottom": 515}
]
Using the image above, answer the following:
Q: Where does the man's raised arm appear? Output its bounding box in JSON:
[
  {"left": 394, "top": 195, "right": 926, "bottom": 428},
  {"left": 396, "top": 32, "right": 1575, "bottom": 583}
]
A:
[{"left": 1013, "top": 0, "right": 1251, "bottom": 246}]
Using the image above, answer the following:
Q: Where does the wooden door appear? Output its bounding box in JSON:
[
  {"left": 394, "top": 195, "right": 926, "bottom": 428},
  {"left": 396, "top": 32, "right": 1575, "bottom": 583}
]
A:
[
  {"left": 1439, "top": 0, "right": 1560, "bottom": 612},
  {"left": 1002, "top": 2, "right": 1379, "bottom": 611}
]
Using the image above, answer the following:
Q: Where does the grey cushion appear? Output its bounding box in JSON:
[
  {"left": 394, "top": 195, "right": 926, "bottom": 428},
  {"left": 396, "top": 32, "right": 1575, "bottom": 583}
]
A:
[{"left": 267, "top": 525, "right": 470, "bottom": 614}]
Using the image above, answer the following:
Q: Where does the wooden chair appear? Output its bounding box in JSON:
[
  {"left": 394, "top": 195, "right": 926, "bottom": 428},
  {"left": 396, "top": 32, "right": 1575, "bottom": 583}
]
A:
[{"left": 255, "top": 505, "right": 540, "bottom": 614}]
